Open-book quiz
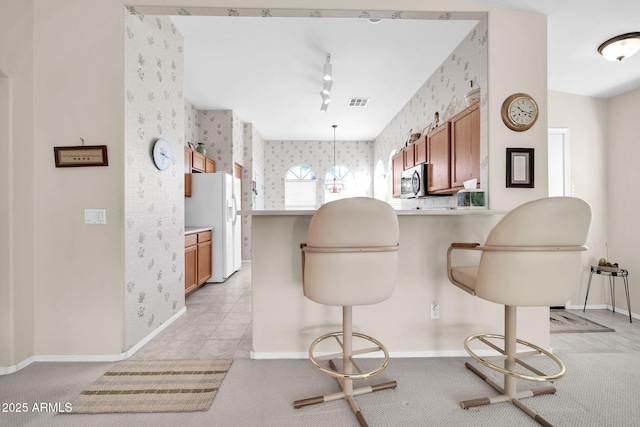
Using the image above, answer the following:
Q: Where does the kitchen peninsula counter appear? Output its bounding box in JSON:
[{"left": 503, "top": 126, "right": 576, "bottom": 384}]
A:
[{"left": 248, "top": 209, "right": 550, "bottom": 359}]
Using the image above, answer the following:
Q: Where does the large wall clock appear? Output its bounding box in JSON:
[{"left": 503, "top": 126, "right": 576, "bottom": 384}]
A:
[
  {"left": 152, "top": 138, "right": 172, "bottom": 171},
  {"left": 501, "top": 93, "right": 538, "bottom": 132}
]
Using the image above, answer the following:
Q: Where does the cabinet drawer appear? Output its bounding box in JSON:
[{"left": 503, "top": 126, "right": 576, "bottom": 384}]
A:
[
  {"left": 197, "top": 230, "right": 212, "bottom": 243},
  {"left": 185, "top": 234, "right": 197, "bottom": 247}
]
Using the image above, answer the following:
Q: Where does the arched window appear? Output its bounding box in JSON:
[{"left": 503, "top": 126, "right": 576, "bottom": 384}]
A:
[
  {"left": 285, "top": 164, "right": 317, "bottom": 210},
  {"left": 324, "top": 165, "right": 356, "bottom": 203}
]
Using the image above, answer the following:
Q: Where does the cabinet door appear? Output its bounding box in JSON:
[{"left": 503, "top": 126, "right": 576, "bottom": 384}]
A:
[
  {"left": 392, "top": 151, "right": 404, "bottom": 198},
  {"left": 403, "top": 144, "right": 415, "bottom": 169},
  {"left": 450, "top": 103, "right": 480, "bottom": 189},
  {"left": 426, "top": 123, "right": 451, "bottom": 193},
  {"left": 205, "top": 158, "right": 216, "bottom": 173},
  {"left": 192, "top": 151, "right": 206, "bottom": 172},
  {"left": 184, "top": 147, "right": 192, "bottom": 197},
  {"left": 185, "top": 244, "right": 197, "bottom": 293},
  {"left": 197, "top": 239, "right": 212, "bottom": 285},
  {"left": 414, "top": 135, "right": 427, "bottom": 165}
]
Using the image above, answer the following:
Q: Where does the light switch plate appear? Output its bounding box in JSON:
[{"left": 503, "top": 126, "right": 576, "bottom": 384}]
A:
[{"left": 85, "top": 209, "right": 106, "bottom": 225}]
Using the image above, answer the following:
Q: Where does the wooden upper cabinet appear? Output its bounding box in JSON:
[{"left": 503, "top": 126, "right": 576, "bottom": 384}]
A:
[
  {"left": 191, "top": 150, "right": 206, "bottom": 173},
  {"left": 392, "top": 151, "right": 404, "bottom": 198},
  {"left": 450, "top": 102, "right": 480, "bottom": 189},
  {"left": 184, "top": 147, "right": 192, "bottom": 197},
  {"left": 426, "top": 122, "right": 451, "bottom": 193},
  {"left": 403, "top": 144, "right": 415, "bottom": 169},
  {"left": 414, "top": 135, "right": 427, "bottom": 165},
  {"left": 205, "top": 158, "right": 216, "bottom": 173}
]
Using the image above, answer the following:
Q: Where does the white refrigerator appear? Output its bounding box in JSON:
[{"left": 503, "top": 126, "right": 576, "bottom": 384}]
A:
[{"left": 185, "top": 172, "right": 242, "bottom": 282}]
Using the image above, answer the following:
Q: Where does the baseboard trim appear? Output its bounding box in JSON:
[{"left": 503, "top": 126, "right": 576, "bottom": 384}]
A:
[
  {"left": 566, "top": 304, "right": 638, "bottom": 320},
  {"left": 0, "top": 307, "right": 186, "bottom": 376}
]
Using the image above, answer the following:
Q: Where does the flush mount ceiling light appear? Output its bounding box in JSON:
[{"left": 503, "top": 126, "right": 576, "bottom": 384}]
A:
[
  {"left": 320, "top": 54, "right": 333, "bottom": 112},
  {"left": 598, "top": 32, "right": 640, "bottom": 61}
]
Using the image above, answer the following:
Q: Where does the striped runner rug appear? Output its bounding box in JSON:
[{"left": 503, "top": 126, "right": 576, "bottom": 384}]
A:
[{"left": 67, "top": 359, "right": 232, "bottom": 413}]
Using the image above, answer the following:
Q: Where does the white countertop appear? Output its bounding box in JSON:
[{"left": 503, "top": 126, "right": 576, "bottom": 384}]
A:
[
  {"left": 184, "top": 226, "right": 213, "bottom": 235},
  {"left": 241, "top": 209, "right": 504, "bottom": 216}
]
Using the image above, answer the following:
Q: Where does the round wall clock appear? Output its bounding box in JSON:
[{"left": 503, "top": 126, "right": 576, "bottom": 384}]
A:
[
  {"left": 501, "top": 93, "right": 538, "bottom": 132},
  {"left": 152, "top": 138, "right": 172, "bottom": 171}
]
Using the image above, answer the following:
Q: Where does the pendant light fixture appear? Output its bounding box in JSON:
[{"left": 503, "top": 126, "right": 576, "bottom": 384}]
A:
[
  {"left": 598, "top": 32, "right": 640, "bottom": 61},
  {"left": 326, "top": 124, "right": 342, "bottom": 194}
]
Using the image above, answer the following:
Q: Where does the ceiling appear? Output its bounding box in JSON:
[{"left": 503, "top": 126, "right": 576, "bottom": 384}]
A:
[{"left": 169, "top": 1, "right": 640, "bottom": 141}]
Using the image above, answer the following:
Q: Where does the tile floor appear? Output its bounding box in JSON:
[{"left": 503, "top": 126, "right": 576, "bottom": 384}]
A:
[
  {"left": 131, "top": 261, "right": 252, "bottom": 360},
  {"left": 130, "top": 259, "right": 638, "bottom": 360}
]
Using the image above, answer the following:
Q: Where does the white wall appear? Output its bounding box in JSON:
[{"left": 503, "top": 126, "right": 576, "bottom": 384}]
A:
[
  {"left": 0, "top": 0, "right": 35, "bottom": 370},
  {"left": 0, "top": 0, "right": 552, "bottom": 371},
  {"left": 548, "top": 91, "right": 609, "bottom": 307},
  {"left": 608, "top": 87, "right": 640, "bottom": 316}
]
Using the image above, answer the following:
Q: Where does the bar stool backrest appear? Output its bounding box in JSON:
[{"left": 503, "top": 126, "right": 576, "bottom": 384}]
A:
[
  {"left": 302, "top": 197, "right": 399, "bottom": 307},
  {"left": 475, "top": 197, "right": 592, "bottom": 307}
]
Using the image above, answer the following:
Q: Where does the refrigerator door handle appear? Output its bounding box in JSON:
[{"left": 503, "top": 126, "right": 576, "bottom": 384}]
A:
[{"left": 229, "top": 194, "right": 238, "bottom": 225}]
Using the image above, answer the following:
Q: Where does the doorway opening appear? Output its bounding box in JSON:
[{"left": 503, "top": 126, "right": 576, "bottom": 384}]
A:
[{"left": 548, "top": 128, "right": 571, "bottom": 197}]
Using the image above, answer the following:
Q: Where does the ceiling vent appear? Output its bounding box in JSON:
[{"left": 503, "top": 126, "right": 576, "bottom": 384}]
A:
[{"left": 348, "top": 97, "right": 370, "bottom": 107}]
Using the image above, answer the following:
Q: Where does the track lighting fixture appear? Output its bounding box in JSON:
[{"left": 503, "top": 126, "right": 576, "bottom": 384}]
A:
[
  {"left": 323, "top": 54, "right": 332, "bottom": 81},
  {"left": 320, "top": 54, "right": 333, "bottom": 111}
]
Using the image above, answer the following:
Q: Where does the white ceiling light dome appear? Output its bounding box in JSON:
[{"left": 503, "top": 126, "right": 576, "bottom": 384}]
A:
[{"left": 598, "top": 32, "right": 640, "bottom": 61}]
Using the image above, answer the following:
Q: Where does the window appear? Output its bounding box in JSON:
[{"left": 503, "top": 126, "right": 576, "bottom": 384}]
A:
[
  {"left": 324, "top": 165, "right": 356, "bottom": 203},
  {"left": 285, "top": 164, "right": 316, "bottom": 210}
]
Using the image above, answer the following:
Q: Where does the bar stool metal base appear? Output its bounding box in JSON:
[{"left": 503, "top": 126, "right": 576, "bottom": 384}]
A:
[
  {"left": 459, "top": 306, "right": 566, "bottom": 427},
  {"left": 293, "top": 307, "right": 396, "bottom": 427}
]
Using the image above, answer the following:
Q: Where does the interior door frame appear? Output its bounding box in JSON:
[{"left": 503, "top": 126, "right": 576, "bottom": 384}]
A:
[{"left": 548, "top": 127, "right": 571, "bottom": 197}]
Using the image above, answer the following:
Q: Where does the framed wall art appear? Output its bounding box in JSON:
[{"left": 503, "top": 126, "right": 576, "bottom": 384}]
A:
[
  {"left": 506, "top": 147, "right": 534, "bottom": 188},
  {"left": 54, "top": 145, "right": 108, "bottom": 167}
]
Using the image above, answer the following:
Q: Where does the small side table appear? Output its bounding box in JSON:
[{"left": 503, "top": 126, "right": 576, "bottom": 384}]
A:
[{"left": 583, "top": 265, "right": 632, "bottom": 323}]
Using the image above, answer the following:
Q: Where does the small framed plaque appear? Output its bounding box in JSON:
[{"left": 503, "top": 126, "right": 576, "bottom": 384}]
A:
[
  {"left": 506, "top": 148, "right": 534, "bottom": 188},
  {"left": 54, "top": 145, "right": 108, "bottom": 167}
]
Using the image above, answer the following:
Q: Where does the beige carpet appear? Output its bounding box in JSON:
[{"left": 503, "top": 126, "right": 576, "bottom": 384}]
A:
[
  {"left": 66, "top": 359, "right": 232, "bottom": 414},
  {"left": 550, "top": 310, "right": 614, "bottom": 334}
]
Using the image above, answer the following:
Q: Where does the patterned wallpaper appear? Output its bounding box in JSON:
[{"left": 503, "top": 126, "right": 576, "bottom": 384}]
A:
[
  {"left": 264, "top": 140, "right": 374, "bottom": 210},
  {"left": 124, "top": 10, "right": 185, "bottom": 350},
  {"left": 240, "top": 123, "right": 265, "bottom": 260},
  {"left": 184, "top": 99, "right": 199, "bottom": 145},
  {"left": 374, "top": 18, "right": 488, "bottom": 209}
]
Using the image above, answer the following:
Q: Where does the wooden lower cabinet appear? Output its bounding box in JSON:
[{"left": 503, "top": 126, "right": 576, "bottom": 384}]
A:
[
  {"left": 196, "top": 231, "right": 212, "bottom": 285},
  {"left": 184, "top": 230, "right": 212, "bottom": 294},
  {"left": 184, "top": 234, "right": 198, "bottom": 293}
]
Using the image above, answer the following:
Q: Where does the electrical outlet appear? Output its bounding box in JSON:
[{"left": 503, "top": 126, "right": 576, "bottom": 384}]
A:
[{"left": 431, "top": 303, "right": 440, "bottom": 319}]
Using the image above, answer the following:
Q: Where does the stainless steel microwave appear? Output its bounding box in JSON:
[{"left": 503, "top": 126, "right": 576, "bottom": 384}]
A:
[{"left": 401, "top": 164, "right": 428, "bottom": 198}]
